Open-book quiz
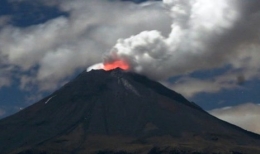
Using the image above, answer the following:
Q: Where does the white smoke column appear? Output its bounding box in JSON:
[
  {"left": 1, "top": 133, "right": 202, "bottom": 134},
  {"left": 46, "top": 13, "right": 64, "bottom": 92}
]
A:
[{"left": 105, "top": 0, "right": 240, "bottom": 79}]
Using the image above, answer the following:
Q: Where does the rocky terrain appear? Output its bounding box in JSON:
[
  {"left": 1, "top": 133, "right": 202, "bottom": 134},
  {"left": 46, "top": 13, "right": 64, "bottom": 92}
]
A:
[{"left": 0, "top": 68, "right": 260, "bottom": 154}]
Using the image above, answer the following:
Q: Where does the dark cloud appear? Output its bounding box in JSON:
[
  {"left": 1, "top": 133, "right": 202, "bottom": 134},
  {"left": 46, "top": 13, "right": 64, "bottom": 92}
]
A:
[
  {"left": 236, "top": 75, "right": 245, "bottom": 85},
  {"left": 0, "top": 108, "right": 6, "bottom": 117}
]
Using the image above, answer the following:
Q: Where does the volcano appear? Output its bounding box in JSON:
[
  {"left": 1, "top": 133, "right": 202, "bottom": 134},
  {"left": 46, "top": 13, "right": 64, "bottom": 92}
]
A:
[{"left": 0, "top": 68, "right": 260, "bottom": 154}]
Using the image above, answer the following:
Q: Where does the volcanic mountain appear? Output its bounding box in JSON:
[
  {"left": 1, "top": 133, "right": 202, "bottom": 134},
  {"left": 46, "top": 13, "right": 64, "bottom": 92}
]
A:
[{"left": 0, "top": 68, "right": 260, "bottom": 154}]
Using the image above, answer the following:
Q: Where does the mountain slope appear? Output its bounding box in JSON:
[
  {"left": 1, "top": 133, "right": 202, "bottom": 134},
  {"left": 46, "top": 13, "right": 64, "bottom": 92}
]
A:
[{"left": 0, "top": 68, "right": 260, "bottom": 154}]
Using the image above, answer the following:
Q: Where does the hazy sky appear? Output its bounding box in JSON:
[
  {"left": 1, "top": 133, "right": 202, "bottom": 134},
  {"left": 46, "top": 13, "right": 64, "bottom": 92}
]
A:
[{"left": 0, "top": 0, "right": 260, "bottom": 134}]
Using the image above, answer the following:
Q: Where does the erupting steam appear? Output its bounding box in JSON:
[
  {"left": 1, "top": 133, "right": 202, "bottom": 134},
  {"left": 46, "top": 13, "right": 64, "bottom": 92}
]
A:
[{"left": 86, "top": 0, "right": 260, "bottom": 80}]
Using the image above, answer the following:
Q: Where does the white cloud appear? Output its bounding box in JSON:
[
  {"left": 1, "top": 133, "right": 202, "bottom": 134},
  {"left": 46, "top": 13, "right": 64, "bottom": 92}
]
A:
[
  {"left": 108, "top": 0, "right": 260, "bottom": 81},
  {"left": 108, "top": 0, "right": 238, "bottom": 78},
  {"left": 1, "top": 0, "right": 260, "bottom": 96},
  {"left": 209, "top": 103, "right": 260, "bottom": 134},
  {"left": 165, "top": 76, "right": 238, "bottom": 98},
  {"left": 0, "top": 0, "right": 171, "bottom": 91}
]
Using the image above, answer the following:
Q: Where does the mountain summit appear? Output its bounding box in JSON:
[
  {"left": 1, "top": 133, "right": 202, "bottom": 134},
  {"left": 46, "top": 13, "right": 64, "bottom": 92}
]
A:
[{"left": 0, "top": 68, "right": 260, "bottom": 154}]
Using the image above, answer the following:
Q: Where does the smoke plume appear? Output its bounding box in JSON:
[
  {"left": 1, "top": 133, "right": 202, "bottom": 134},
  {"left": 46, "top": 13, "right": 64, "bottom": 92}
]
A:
[
  {"left": 0, "top": 0, "right": 171, "bottom": 91},
  {"left": 101, "top": 0, "right": 260, "bottom": 81},
  {"left": 1, "top": 0, "right": 260, "bottom": 96}
]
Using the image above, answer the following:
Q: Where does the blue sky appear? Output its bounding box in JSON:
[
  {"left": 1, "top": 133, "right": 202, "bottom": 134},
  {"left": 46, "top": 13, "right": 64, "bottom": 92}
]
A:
[{"left": 0, "top": 0, "right": 260, "bottom": 134}]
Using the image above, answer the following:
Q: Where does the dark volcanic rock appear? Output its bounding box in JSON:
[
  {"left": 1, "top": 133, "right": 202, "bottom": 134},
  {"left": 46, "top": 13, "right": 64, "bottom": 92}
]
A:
[{"left": 0, "top": 68, "right": 260, "bottom": 154}]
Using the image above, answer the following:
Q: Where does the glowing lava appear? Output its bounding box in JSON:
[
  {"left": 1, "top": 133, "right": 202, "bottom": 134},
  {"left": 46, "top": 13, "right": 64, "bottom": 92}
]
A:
[{"left": 104, "top": 60, "right": 129, "bottom": 71}]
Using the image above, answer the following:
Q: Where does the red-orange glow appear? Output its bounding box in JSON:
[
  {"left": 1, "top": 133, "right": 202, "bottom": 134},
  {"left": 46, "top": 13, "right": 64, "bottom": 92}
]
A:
[{"left": 104, "top": 60, "right": 129, "bottom": 71}]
